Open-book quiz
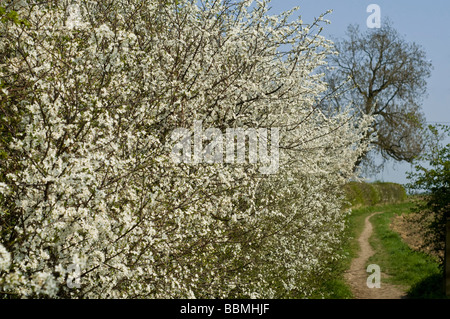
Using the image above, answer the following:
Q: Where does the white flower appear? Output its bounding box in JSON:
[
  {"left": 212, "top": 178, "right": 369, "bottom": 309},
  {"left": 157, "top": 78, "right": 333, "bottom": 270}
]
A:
[
  {"left": 0, "top": 244, "right": 11, "bottom": 272},
  {"left": 0, "top": 182, "right": 9, "bottom": 196},
  {"left": 0, "top": 0, "right": 371, "bottom": 299},
  {"left": 66, "top": 4, "right": 84, "bottom": 30}
]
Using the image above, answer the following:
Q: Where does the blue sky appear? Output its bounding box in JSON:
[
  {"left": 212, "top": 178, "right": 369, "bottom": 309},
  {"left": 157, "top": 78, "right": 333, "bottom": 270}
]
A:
[{"left": 268, "top": 0, "right": 450, "bottom": 185}]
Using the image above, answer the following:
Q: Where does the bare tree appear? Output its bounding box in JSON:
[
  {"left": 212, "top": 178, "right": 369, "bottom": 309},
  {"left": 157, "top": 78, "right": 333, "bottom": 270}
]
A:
[{"left": 323, "top": 21, "right": 433, "bottom": 171}]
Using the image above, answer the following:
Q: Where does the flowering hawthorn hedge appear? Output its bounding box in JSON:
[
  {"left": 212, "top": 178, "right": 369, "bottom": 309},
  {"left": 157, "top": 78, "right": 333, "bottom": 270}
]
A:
[{"left": 0, "top": 0, "right": 372, "bottom": 298}]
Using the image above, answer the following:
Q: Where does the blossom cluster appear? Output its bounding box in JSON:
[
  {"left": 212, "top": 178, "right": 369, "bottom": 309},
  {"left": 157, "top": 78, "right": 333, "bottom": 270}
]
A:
[{"left": 0, "top": 0, "right": 372, "bottom": 298}]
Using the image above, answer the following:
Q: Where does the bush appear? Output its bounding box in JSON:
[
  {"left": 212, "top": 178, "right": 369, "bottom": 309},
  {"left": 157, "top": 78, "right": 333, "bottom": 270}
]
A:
[
  {"left": 344, "top": 181, "right": 407, "bottom": 208},
  {"left": 0, "top": 0, "right": 371, "bottom": 298},
  {"left": 407, "top": 125, "right": 450, "bottom": 266}
]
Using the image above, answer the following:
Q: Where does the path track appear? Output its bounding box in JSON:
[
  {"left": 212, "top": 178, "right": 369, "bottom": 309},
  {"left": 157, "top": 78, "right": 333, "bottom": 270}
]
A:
[{"left": 344, "top": 212, "right": 407, "bottom": 299}]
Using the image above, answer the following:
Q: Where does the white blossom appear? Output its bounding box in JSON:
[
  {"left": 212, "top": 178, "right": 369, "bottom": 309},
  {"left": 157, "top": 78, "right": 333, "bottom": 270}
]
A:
[
  {"left": 0, "top": 245, "right": 11, "bottom": 272},
  {"left": 0, "top": 0, "right": 372, "bottom": 299}
]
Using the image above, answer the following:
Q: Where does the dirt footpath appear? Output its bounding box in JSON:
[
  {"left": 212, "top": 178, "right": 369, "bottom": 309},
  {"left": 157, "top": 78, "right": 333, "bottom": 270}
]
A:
[{"left": 344, "top": 212, "right": 408, "bottom": 299}]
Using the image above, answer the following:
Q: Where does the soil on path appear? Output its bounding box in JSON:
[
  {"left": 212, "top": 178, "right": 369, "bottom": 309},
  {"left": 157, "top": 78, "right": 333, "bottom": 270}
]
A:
[{"left": 344, "top": 212, "right": 408, "bottom": 299}]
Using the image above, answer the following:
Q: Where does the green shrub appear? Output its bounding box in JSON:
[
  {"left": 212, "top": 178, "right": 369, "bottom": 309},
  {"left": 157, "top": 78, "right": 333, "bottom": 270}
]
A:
[
  {"left": 344, "top": 181, "right": 407, "bottom": 208},
  {"left": 407, "top": 124, "right": 450, "bottom": 266}
]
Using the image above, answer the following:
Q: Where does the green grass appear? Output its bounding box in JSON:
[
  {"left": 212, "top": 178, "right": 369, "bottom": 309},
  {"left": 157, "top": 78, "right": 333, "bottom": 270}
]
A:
[
  {"left": 366, "top": 201, "right": 447, "bottom": 299},
  {"left": 311, "top": 277, "right": 353, "bottom": 299}
]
